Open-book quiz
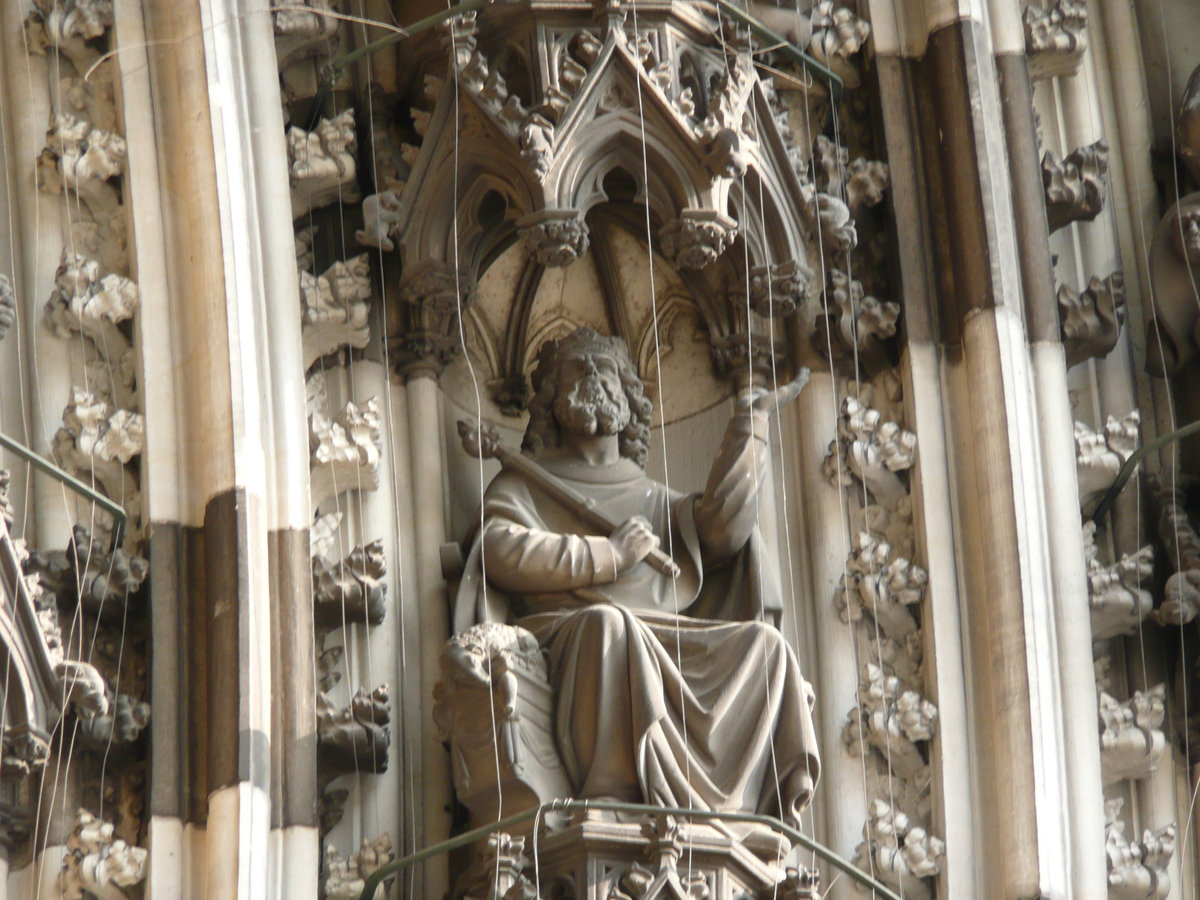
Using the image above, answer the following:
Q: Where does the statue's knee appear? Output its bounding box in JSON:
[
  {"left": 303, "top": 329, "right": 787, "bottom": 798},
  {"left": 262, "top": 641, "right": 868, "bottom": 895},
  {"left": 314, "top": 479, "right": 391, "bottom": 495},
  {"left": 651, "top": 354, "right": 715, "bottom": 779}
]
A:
[{"left": 573, "top": 604, "right": 628, "bottom": 638}]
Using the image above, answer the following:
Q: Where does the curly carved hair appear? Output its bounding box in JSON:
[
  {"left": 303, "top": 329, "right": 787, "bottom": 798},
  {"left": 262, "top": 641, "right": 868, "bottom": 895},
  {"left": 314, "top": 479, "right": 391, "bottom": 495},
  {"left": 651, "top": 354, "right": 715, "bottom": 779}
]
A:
[{"left": 522, "top": 327, "right": 654, "bottom": 468}]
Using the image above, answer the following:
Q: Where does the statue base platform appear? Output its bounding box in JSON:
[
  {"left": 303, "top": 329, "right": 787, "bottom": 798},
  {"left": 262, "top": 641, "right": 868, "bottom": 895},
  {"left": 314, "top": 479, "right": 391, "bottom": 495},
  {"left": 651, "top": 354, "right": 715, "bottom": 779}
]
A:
[{"left": 455, "top": 811, "right": 818, "bottom": 900}]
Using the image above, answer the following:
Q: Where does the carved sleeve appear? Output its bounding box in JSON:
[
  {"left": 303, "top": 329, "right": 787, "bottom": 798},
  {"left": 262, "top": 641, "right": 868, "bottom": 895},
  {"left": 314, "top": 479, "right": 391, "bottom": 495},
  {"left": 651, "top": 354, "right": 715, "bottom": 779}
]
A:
[
  {"left": 693, "top": 411, "right": 771, "bottom": 563},
  {"left": 482, "top": 520, "right": 620, "bottom": 592}
]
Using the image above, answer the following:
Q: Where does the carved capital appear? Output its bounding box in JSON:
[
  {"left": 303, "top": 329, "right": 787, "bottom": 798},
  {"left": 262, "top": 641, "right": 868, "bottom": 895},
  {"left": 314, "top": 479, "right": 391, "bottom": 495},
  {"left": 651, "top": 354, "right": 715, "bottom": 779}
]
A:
[
  {"left": 1058, "top": 270, "right": 1125, "bottom": 368},
  {"left": 517, "top": 210, "right": 590, "bottom": 267},
  {"left": 1043, "top": 139, "right": 1109, "bottom": 232},
  {"left": 659, "top": 211, "right": 737, "bottom": 269}
]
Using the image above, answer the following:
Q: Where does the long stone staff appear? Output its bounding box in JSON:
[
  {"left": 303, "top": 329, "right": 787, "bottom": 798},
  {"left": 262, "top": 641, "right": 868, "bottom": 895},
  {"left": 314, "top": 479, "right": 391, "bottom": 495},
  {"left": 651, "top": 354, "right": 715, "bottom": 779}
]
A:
[{"left": 457, "top": 419, "right": 683, "bottom": 578}]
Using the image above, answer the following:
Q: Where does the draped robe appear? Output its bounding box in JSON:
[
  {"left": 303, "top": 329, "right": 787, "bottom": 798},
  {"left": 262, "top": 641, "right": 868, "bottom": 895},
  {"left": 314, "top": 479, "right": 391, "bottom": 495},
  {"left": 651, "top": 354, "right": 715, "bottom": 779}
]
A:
[{"left": 453, "top": 411, "right": 821, "bottom": 826}]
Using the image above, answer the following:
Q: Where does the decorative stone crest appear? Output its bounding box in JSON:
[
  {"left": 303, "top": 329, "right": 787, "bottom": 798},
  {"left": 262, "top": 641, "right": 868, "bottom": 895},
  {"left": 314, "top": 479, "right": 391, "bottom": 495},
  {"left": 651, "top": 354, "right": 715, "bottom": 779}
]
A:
[
  {"left": 518, "top": 210, "right": 591, "bottom": 267},
  {"left": 309, "top": 397, "right": 382, "bottom": 511},
  {"left": 1058, "top": 271, "right": 1126, "bottom": 368},
  {"left": 1043, "top": 140, "right": 1109, "bottom": 233}
]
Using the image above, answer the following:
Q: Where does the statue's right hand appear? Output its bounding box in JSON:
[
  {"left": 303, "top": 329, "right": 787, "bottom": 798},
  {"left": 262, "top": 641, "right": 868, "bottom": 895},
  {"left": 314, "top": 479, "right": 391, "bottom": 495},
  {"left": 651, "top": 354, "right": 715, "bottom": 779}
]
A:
[{"left": 609, "top": 516, "right": 661, "bottom": 573}]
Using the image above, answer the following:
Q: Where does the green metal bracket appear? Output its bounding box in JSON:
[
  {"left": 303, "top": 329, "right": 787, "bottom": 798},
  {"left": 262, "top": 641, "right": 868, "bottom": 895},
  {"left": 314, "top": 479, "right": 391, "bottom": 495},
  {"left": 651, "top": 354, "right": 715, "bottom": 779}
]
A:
[
  {"left": 358, "top": 799, "right": 903, "bottom": 900},
  {"left": 0, "top": 431, "right": 127, "bottom": 551},
  {"left": 309, "top": 0, "right": 843, "bottom": 127},
  {"left": 1090, "top": 418, "right": 1200, "bottom": 527}
]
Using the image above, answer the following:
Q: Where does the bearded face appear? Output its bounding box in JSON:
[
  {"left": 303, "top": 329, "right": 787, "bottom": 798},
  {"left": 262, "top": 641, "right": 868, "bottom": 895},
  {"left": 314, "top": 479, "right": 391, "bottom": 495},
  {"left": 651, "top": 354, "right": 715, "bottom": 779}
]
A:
[{"left": 552, "top": 352, "right": 632, "bottom": 437}]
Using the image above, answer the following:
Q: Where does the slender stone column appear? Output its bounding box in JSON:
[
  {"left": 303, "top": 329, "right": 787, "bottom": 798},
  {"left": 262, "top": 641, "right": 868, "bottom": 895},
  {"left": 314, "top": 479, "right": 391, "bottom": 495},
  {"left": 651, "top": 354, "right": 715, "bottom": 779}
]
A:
[
  {"left": 405, "top": 367, "right": 452, "bottom": 900},
  {"left": 993, "top": 13, "right": 1109, "bottom": 897},
  {"left": 0, "top": 0, "right": 74, "bottom": 550}
]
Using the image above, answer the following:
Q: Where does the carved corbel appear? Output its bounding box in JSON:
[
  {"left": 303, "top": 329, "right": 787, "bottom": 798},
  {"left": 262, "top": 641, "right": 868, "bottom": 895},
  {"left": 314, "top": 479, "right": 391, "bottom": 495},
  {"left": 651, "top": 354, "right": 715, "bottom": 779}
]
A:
[
  {"left": 845, "top": 157, "right": 890, "bottom": 214},
  {"left": 1075, "top": 410, "right": 1139, "bottom": 508},
  {"left": 852, "top": 799, "right": 944, "bottom": 900},
  {"left": 317, "top": 684, "right": 390, "bottom": 773},
  {"left": 289, "top": 109, "right": 360, "bottom": 218},
  {"left": 356, "top": 187, "right": 405, "bottom": 252},
  {"left": 394, "top": 261, "right": 476, "bottom": 375},
  {"left": 76, "top": 690, "right": 151, "bottom": 751},
  {"left": 51, "top": 388, "right": 143, "bottom": 545},
  {"left": 0, "top": 274, "right": 14, "bottom": 341},
  {"left": 24, "top": 0, "right": 113, "bottom": 71},
  {"left": 813, "top": 268, "right": 899, "bottom": 375},
  {"left": 309, "top": 398, "right": 383, "bottom": 511},
  {"left": 1083, "top": 521, "right": 1153, "bottom": 641},
  {"left": 517, "top": 210, "right": 590, "bottom": 267},
  {"left": 748, "top": 260, "right": 815, "bottom": 318},
  {"left": 815, "top": 193, "right": 857, "bottom": 253},
  {"left": 1043, "top": 140, "right": 1109, "bottom": 233},
  {"left": 58, "top": 809, "right": 148, "bottom": 900},
  {"left": 324, "top": 835, "right": 394, "bottom": 900},
  {"left": 301, "top": 254, "right": 373, "bottom": 369},
  {"left": 273, "top": 0, "right": 339, "bottom": 69},
  {"left": 808, "top": 1, "right": 870, "bottom": 89},
  {"left": 843, "top": 663, "right": 938, "bottom": 780},
  {"left": 38, "top": 113, "right": 125, "bottom": 219},
  {"left": 824, "top": 396, "right": 917, "bottom": 509},
  {"left": 659, "top": 211, "right": 738, "bottom": 270},
  {"left": 1024, "top": 0, "right": 1088, "bottom": 80},
  {"left": 313, "top": 540, "right": 387, "bottom": 629},
  {"left": 835, "top": 531, "right": 927, "bottom": 640},
  {"left": 26, "top": 523, "right": 148, "bottom": 619},
  {"left": 1105, "top": 798, "right": 1175, "bottom": 900},
  {"left": 1058, "top": 270, "right": 1126, "bottom": 368},
  {"left": 1099, "top": 685, "right": 1167, "bottom": 784},
  {"left": 778, "top": 866, "right": 820, "bottom": 900}
]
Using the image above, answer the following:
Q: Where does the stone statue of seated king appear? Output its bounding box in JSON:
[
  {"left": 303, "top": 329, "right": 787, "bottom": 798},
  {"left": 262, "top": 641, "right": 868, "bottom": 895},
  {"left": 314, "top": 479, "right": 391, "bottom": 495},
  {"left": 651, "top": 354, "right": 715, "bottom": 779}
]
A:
[{"left": 436, "top": 326, "right": 821, "bottom": 885}]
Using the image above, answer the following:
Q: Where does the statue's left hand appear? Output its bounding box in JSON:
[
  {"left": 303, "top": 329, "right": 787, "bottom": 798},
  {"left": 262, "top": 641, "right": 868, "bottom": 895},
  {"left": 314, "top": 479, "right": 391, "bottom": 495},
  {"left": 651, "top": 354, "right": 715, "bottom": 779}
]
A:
[{"left": 737, "top": 367, "right": 811, "bottom": 416}]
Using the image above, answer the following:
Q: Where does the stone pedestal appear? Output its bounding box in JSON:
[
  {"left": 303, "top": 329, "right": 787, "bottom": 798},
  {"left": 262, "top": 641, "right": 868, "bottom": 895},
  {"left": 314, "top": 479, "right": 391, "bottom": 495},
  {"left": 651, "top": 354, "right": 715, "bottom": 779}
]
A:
[{"left": 457, "top": 816, "right": 811, "bottom": 900}]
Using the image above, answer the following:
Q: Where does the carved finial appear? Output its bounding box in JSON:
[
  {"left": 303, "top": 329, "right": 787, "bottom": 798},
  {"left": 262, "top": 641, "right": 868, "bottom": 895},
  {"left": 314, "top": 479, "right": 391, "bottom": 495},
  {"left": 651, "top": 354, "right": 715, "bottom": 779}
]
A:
[
  {"left": 289, "top": 110, "right": 360, "bottom": 218},
  {"left": 853, "top": 799, "right": 945, "bottom": 897},
  {"left": 1074, "top": 410, "right": 1139, "bottom": 508},
  {"left": 1099, "top": 685, "right": 1166, "bottom": 784},
  {"left": 300, "top": 254, "right": 373, "bottom": 369},
  {"left": 317, "top": 684, "right": 391, "bottom": 773},
  {"left": 1058, "top": 270, "right": 1125, "bottom": 368},
  {"left": 309, "top": 397, "right": 383, "bottom": 510}
]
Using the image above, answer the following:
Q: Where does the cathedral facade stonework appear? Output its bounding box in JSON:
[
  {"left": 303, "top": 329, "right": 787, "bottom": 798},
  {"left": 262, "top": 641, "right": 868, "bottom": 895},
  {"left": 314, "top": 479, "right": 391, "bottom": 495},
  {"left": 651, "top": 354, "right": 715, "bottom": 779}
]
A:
[{"left": 0, "top": 1, "right": 1198, "bottom": 899}]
